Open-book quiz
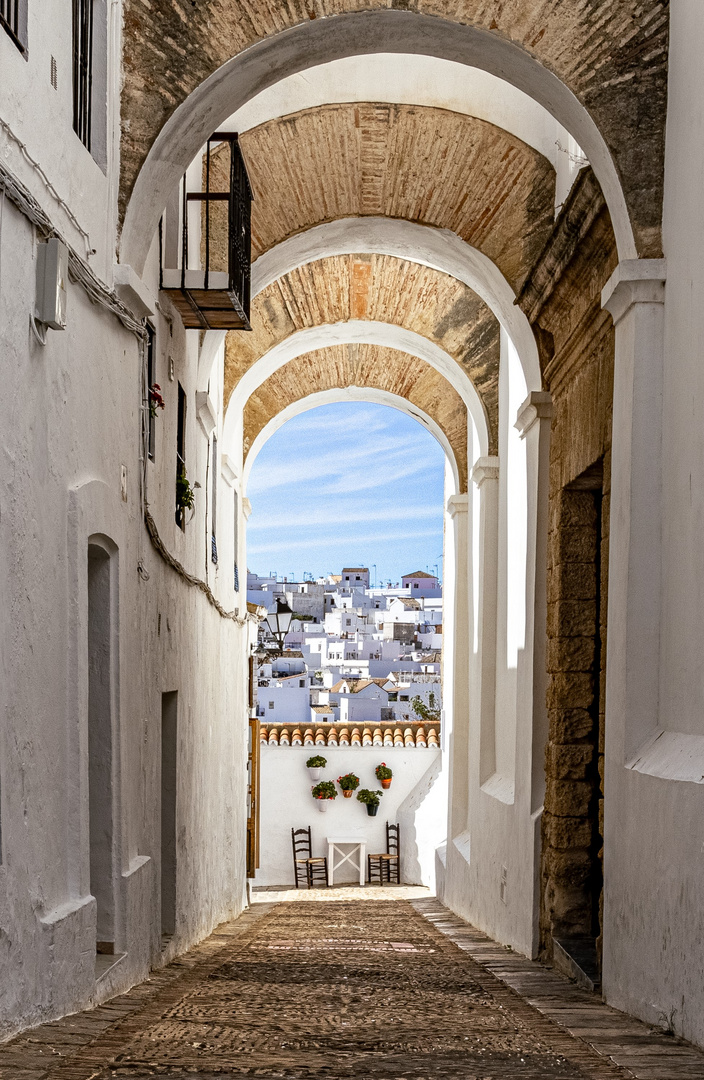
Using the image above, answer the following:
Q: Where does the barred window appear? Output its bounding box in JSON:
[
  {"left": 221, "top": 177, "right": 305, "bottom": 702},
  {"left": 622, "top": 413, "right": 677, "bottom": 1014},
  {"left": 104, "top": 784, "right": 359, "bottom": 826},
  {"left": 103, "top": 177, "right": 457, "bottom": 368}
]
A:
[
  {"left": 1, "top": 0, "right": 28, "bottom": 53},
  {"left": 72, "top": 0, "right": 94, "bottom": 149},
  {"left": 72, "top": 0, "right": 107, "bottom": 167}
]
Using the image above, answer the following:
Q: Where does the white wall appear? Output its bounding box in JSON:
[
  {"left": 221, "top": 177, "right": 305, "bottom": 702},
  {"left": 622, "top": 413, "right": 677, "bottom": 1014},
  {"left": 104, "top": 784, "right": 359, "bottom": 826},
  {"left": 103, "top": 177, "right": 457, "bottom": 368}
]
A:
[
  {"left": 443, "top": 337, "right": 548, "bottom": 960},
  {"left": 598, "top": 1, "right": 704, "bottom": 1049},
  {"left": 255, "top": 747, "right": 445, "bottom": 890},
  {"left": 0, "top": 13, "right": 251, "bottom": 1036}
]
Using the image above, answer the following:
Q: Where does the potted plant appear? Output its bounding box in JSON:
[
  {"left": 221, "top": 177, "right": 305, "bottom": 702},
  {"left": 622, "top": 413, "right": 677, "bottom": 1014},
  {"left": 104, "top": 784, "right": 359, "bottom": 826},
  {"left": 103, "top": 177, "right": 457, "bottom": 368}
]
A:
[
  {"left": 338, "top": 772, "right": 360, "bottom": 798},
  {"left": 312, "top": 779, "right": 337, "bottom": 812},
  {"left": 356, "top": 789, "right": 383, "bottom": 817},
  {"left": 375, "top": 762, "right": 393, "bottom": 789},
  {"left": 148, "top": 383, "right": 166, "bottom": 418},
  {"left": 176, "top": 468, "right": 195, "bottom": 513},
  {"left": 306, "top": 754, "right": 327, "bottom": 781}
]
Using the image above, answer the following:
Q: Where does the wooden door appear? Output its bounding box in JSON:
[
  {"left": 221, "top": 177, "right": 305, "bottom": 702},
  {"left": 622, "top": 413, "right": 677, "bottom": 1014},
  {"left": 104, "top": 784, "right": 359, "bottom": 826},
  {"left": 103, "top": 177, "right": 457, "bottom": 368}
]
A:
[{"left": 246, "top": 717, "right": 260, "bottom": 878}]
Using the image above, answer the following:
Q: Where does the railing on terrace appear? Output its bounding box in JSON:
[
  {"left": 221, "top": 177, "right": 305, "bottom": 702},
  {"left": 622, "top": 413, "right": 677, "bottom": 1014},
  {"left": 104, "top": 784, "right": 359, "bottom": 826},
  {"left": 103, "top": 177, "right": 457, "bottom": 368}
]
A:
[{"left": 260, "top": 721, "right": 439, "bottom": 749}]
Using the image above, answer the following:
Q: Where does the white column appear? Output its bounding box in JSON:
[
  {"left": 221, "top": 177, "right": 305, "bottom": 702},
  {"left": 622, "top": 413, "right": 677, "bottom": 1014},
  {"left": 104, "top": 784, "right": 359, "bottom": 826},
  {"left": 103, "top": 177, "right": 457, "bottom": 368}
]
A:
[
  {"left": 446, "top": 494, "right": 470, "bottom": 840},
  {"left": 469, "top": 457, "right": 500, "bottom": 785},
  {"left": 602, "top": 260, "right": 666, "bottom": 762},
  {"left": 514, "top": 391, "right": 553, "bottom": 812}
]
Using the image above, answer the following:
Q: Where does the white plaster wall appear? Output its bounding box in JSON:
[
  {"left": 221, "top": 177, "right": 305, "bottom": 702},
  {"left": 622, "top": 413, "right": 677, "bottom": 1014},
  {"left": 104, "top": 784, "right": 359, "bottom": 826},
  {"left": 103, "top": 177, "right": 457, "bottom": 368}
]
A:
[
  {"left": 443, "top": 339, "right": 544, "bottom": 961},
  {"left": 255, "top": 747, "right": 445, "bottom": 890},
  {"left": 0, "top": 0, "right": 121, "bottom": 278},
  {"left": 0, "top": 181, "right": 250, "bottom": 1039},
  {"left": 599, "top": 0, "right": 704, "bottom": 1050}
]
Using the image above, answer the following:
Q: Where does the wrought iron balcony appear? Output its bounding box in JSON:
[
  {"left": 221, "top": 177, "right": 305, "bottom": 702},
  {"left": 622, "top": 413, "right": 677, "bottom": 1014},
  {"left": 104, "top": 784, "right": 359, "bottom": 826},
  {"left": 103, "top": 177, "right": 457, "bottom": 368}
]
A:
[{"left": 161, "top": 133, "right": 252, "bottom": 331}]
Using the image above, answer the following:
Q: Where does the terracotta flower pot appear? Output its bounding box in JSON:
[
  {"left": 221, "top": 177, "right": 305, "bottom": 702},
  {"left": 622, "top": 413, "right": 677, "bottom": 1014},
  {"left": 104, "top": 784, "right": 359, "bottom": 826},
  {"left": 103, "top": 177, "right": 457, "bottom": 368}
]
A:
[
  {"left": 343, "top": 789, "right": 353, "bottom": 798},
  {"left": 381, "top": 778, "right": 392, "bottom": 789}
]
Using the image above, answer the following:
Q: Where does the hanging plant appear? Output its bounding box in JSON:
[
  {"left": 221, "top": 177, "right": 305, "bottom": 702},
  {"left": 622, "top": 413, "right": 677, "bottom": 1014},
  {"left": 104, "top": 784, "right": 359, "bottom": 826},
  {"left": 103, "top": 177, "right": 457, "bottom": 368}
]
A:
[
  {"left": 312, "top": 780, "right": 337, "bottom": 811},
  {"left": 148, "top": 383, "right": 166, "bottom": 419},
  {"left": 306, "top": 754, "right": 327, "bottom": 780},
  {"left": 356, "top": 788, "right": 383, "bottom": 817},
  {"left": 375, "top": 762, "right": 393, "bottom": 789},
  {"left": 312, "top": 780, "right": 337, "bottom": 800},
  {"left": 176, "top": 469, "right": 195, "bottom": 511},
  {"left": 338, "top": 772, "right": 360, "bottom": 797}
]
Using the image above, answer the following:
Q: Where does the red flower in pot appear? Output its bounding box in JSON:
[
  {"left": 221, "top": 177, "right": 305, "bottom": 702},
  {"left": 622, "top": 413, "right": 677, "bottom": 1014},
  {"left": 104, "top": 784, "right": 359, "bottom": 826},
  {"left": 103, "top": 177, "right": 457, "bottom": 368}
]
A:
[{"left": 376, "top": 762, "right": 393, "bottom": 789}]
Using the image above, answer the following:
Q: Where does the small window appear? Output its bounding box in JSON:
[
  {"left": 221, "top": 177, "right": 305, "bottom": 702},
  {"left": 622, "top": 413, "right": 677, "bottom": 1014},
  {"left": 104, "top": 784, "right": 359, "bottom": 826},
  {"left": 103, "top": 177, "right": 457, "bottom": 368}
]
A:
[
  {"left": 268, "top": 701, "right": 274, "bottom": 710},
  {"left": 72, "top": 0, "right": 107, "bottom": 168},
  {"left": 146, "top": 324, "right": 156, "bottom": 461},
  {"left": 1, "top": 0, "right": 28, "bottom": 52},
  {"left": 299, "top": 679, "right": 305, "bottom": 688},
  {"left": 72, "top": 0, "right": 93, "bottom": 148},
  {"left": 400, "top": 694, "right": 409, "bottom": 702},
  {"left": 175, "top": 382, "right": 187, "bottom": 529},
  {"left": 414, "top": 583, "right": 419, "bottom": 589},
  {"left": 210, "top": 435, "right": 218, "bottom": 564},
  {"left": 233, "top": 490, "right": 239, "bottom": 591}
]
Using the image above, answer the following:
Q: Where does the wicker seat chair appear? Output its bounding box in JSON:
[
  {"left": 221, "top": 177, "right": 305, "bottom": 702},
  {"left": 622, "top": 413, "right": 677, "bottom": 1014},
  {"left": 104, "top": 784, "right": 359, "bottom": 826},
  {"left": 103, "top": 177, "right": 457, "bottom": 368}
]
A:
[
  {"left": 367, "top": 822, "right": 400, "bottom": 885},
  {"left": 291, "top": 826, "right": 328, "bottom": 888}
]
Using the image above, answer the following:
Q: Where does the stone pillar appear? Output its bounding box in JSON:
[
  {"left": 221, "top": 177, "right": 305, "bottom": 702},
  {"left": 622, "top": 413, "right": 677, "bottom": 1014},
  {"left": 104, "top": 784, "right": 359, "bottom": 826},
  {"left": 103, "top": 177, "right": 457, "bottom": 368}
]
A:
[
  {"left": 601, "top": 260, "right": 666, "bottom": 763},
  {"left": 469, "top": 457, "right": 500, "bottom": 785},
  {"left": 446, "top": 494, "right": 470, "bottom": 840}
]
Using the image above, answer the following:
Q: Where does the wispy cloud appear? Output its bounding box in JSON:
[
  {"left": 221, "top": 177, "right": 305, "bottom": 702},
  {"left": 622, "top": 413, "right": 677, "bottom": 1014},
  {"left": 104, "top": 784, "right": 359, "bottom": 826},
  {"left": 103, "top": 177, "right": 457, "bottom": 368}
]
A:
[
  {"left": 248, "top": 503, "right": 441, "bottom": 531},
  {"left": 246, "top": 402, "right": 445, "bottom": 581},
  {"left": 249, "top": 527, "right": 442, "bottom": 556},
  {"left": 248, "top": 431, "right": 433, "bottom": 494}
]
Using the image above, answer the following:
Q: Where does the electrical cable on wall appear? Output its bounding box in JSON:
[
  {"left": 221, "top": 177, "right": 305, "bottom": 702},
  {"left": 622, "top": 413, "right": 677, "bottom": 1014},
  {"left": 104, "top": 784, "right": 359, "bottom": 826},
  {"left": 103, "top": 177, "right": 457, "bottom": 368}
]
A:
[
  {"left": 0, "top": 116, "right": 93, "bottom": 256},
  {"left": 2, "top": 155, "right": 250, "bottom": 625}
]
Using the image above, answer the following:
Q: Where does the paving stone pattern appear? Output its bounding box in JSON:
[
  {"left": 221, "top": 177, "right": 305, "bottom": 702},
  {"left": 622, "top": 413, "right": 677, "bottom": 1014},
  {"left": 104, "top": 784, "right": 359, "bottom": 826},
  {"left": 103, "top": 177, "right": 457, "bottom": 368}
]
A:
[{"left": 2, "top": 898, "right": 703, "bottom": 1079}]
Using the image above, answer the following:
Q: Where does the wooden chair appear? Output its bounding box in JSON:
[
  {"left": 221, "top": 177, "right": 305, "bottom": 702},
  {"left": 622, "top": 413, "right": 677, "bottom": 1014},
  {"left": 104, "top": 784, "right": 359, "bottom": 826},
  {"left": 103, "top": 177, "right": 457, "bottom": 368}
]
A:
[
  {"left": 367, "top": 822, "right": 401, "bottom": 885},
  {"left": 291, "top": 827, "right": 328, "bottom": 888}
]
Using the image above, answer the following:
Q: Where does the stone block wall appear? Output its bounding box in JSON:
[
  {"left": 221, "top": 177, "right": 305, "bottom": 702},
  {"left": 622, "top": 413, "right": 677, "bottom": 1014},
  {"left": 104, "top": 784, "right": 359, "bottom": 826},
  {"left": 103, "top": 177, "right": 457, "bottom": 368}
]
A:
[{"left": 517, "top": 168, "right": 617, "bottom": 964}]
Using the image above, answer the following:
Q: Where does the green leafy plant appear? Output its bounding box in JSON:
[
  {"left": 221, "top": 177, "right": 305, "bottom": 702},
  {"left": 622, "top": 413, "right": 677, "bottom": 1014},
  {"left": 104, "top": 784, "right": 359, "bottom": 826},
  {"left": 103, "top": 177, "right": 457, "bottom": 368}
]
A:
[
  {"left": 356, "top": 788, "right": 383, "bottom": 807},
  {"left": 337, "top": 772, "right": 360, "bottom": 791},
  {"left": 306, "top": 755, "right": 327, "bottom": 768},
  {"left": 411, "top": 692, "right": 441, "bottom": 724},
  {"left": 375, "top": 762, "right": 393, "bottom": 781},
  {"left": 176, "top": 469, "right": 195, "bottom": 511},
  {"left": 312, "top": 780, "right": 337, "bottom": 800}
]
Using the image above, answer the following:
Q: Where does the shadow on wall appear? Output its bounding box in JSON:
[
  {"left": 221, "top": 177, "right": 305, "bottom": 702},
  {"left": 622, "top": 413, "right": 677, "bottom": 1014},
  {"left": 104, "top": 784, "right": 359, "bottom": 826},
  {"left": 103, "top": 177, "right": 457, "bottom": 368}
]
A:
[{"left": 397, "top": 752, "right": 447, "bottom": 892}]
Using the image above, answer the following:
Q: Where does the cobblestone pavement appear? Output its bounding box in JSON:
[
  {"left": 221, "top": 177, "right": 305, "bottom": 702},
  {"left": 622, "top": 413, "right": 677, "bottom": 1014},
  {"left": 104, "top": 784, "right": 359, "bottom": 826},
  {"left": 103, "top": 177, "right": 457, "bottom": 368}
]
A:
[{"left": 2, "top": 898, "right": 704, "bottom": 1080}]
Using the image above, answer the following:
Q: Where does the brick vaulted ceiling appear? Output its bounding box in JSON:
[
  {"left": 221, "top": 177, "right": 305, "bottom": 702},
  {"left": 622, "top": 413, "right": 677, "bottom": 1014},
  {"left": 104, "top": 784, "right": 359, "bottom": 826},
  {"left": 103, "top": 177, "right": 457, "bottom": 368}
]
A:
[
  {"left": 243, "top": 344, "right": 469, "bottom": 491},
  {"left": 238, "top": 104, "right": 556, "bottom": 294},
  {"left": 224, "top": 253, "right": 500, "bottom": 451},
  {"left": 121, "top": 0, "right": 667, "bottom": 257}
]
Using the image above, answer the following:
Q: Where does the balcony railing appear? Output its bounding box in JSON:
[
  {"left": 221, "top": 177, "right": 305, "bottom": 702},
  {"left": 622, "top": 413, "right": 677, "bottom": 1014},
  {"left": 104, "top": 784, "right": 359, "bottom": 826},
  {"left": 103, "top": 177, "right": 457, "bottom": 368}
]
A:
[{"left": 161, "top": 133, "right": 252, "bottom": 330}]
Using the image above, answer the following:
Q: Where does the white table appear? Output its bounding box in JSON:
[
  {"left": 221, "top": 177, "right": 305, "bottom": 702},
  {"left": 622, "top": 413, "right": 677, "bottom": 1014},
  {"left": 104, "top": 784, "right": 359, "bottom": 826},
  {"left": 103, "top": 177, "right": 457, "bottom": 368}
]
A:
[{"left": 327, "top": 835, "right": 367, "bottom": 886}]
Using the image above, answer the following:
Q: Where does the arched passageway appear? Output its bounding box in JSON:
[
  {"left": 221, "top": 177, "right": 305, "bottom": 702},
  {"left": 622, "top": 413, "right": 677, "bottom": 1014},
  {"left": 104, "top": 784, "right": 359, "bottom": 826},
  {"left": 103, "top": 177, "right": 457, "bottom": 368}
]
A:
[{"left": 5, "top": 0, "right": 704, "bottom": 1058}]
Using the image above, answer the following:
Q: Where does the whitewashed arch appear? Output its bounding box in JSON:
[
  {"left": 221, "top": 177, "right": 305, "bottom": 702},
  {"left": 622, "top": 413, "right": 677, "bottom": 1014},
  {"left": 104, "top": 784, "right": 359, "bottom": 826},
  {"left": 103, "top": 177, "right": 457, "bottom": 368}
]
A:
[
  {"left": 121, "top": 10, "right": 636, "bottom": 274},
  {"left": 199, "top": 218, "right": 541, "bottom": 393},
  {"left": 253, "top": 218, "right": 541, "bottom": 390},
  {"left": 222, "top": 320, "right": 490, "bottom": 462},
  {"left": 242, "top": 386, "right": 461, "bottom": 496}
]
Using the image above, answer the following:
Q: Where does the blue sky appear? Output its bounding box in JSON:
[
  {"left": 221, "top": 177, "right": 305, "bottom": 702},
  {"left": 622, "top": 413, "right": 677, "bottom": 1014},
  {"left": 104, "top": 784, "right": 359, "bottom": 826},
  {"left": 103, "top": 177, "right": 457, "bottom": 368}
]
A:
[{"left": 246, "top": 402, "right": 446, "bottom": 585}]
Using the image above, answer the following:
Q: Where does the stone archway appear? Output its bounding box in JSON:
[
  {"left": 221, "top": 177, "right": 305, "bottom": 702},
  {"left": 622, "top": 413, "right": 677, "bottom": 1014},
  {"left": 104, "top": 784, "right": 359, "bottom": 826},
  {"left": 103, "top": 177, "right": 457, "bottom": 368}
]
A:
[
  {"left": 242, "top": 344, "right": 469, "bottom": 491},
  {"left": 120, "top": 8, "right": 661, "bottom": 269}
]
